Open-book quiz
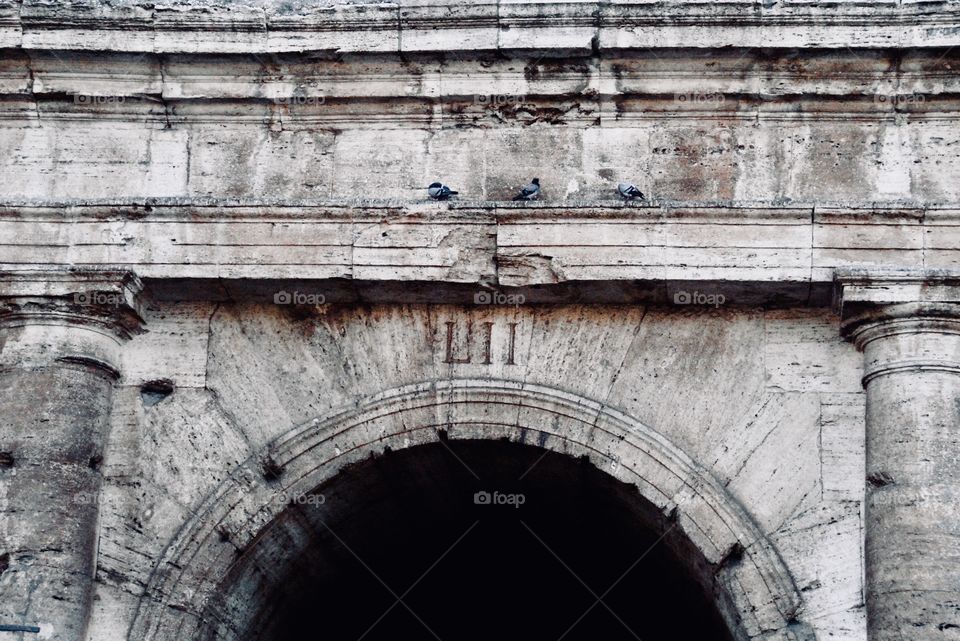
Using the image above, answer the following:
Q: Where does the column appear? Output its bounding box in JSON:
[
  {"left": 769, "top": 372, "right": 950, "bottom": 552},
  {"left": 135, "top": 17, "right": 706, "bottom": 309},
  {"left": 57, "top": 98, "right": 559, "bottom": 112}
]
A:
[
  {"left": 839, "top": 270, "right": 960, "bottom": 640},
  {"left": 0, "top": 270, "right": 143, "bottom": 640}
]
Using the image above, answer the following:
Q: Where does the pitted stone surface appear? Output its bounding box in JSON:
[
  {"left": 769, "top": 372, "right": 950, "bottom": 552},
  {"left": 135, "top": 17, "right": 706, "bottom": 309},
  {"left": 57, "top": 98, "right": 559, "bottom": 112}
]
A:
[
  {"left": 2, "top": 1, "right": 959, "bottom": 640},
  {"left": 78, "top": 302, "right": 866, "bottom": 641}
]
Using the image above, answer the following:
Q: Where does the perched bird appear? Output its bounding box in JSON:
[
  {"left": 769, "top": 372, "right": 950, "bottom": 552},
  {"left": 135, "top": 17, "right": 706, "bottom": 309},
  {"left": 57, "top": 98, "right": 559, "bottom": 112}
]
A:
[
  {"left": 427, "top": 182, "right": 458, "bottom": 200},
  {"left": 617, "top": 182, "right": 645, "bottom": 200},
  {"left": 512, "top": 177, "right": 541, "bottom": 201}
]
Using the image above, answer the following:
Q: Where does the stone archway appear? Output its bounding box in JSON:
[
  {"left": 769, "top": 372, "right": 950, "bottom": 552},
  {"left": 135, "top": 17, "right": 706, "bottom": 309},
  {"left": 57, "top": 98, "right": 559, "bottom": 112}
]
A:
[{"left": 129, "top": 379, "right": 813, "bottom": 641}]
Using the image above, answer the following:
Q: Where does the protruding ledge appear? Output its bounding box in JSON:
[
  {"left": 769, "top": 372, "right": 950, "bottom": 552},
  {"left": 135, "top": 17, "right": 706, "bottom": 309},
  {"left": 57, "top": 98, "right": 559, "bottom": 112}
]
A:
[
  {"left": 0, "top": 268, "right": 146, "bottom": 340},
  {"left": 8, "top": 0, "right": 960, "bottom": 54}
]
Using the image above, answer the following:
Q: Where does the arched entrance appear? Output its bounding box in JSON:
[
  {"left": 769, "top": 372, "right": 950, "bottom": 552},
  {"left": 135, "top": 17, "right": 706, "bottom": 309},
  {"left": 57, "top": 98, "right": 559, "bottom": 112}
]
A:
[
  {"left": 206, "top": 440, "right": 732, "bottom": 640},
  {"left": 130, "top": 380, "right": 813, "bottom": 641}
]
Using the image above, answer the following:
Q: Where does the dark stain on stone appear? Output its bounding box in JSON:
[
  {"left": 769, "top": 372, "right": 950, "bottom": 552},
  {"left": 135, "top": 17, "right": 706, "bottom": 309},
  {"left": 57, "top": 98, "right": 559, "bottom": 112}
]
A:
[
  {"left": 118, "top": 205, "right": 151, "bottom": 221},
  {"left": 89, "top": 454, "right": 103, "bottom": 470},
  {"left": 784, "top": 619, "right": 817, "bottom": 640},
  {"left": 498, "top": 103, "right": 582, "bottom": 125},
  {"left": 523, "top": 62, "right": 539, "bottom": 82},
  {"left": 801, "top": 579, "right": 822, "bottom": 592},
  {"left": 0, "top": 452, "right": 13, "bottom": 468},
  {"left": 436, "top": 428, "right": 449, "bottom": 441},
  {"left": 140, "top": 379, "right": 174, "bottom": 407},
  {"left": 281, "top": 304, "right": 327, "bottom": 324},
  {"left": 0, "top": 552, "right": 9, "bottom": 575},
  {"left": 262, "top": 457, "right": 284, "bottom": 482},
  {"left": 97, "top": 566, "right": 128, "bottom": 586},
  {"left": 717, "top": 542, "right": 744, "bottom": 571},
  {"left": 867, "top": 471, "right": 896, "bottom": 488}
]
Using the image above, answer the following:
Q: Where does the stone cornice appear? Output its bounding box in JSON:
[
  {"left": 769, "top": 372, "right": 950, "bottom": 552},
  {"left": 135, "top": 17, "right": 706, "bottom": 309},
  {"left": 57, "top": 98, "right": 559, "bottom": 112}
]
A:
[
  {"left": 0, "top": 198, "right": 949, "bottom": 217},
  {"left": 0, "top": 203, "right": 955, "bottom": 305},
  {"left": 0, "top": 268, "right": 146, "bottom": 340},
  {"left": 2, "top": 48, "right": 958, "bottom": 127},
  {"left": 4, "top": 1, "right": 960, "bottom": 53},
  {"left": 6, "top": 96, "right": 960, "bottom": 128}
]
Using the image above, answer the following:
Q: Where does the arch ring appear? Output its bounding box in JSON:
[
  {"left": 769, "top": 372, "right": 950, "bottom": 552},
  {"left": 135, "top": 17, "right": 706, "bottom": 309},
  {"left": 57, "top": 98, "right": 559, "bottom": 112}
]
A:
[{"left": 129, "top": 378, "right": 813, "bottom": 641}]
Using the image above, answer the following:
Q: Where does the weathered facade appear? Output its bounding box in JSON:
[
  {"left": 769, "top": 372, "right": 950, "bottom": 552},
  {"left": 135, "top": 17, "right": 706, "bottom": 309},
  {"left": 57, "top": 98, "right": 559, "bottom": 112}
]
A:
[{"left": 1, "top": 1, "right": 960, "bottom": 640}]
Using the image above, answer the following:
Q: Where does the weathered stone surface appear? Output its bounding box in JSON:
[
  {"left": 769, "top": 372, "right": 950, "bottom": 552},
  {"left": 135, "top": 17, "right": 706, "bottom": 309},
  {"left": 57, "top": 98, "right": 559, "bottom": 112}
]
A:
[
  {"left": 771, "top": 501, "right": 866, "bottom": 641},
  {"left": 0, "top": 271, "right": 143, "bottom": 640},
  {"left": 3, "top": 204, "right": 960, "bottom": 296},
  {"left": 2, "top": 45, "right": 960, "bottom": 205},
  {"left": 71, "top": 300, "right": 864, "bottom": 640},
  {"left": 9, "top": 0, "right": 960, "bottom": 54},
  {"left": 839, "top": 275, "right": 960, "bottom": 641},
  {"left": 3, "top": 1, "right": 960, "bottom": 640},
  {"left": 0, "top": 364, "right": 115, "bottom": 641}
]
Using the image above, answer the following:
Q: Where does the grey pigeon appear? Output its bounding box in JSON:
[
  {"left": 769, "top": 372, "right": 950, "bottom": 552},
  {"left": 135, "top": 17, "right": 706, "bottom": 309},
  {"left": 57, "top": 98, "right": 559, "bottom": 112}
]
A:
[
  {"left": 512, "top": 177, "right": 540, "bottom": 201},
  {"left": 617, "top": 182, "right": 645, "bottom": 200},
  {"left": 427, "top": 182, "right": 458, "bottom": 200}
]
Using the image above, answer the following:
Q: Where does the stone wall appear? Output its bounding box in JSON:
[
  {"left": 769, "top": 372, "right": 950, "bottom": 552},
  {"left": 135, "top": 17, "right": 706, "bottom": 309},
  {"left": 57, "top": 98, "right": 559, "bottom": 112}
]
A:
[
  {"left": 1, "top": 49, "right": 960, "bottom": 203},
  {"left": 2, "top": 1, "right": 960, "bottom": 640},
  {"left": 82, "top": 301, "right": 866, "bottom": 640}
]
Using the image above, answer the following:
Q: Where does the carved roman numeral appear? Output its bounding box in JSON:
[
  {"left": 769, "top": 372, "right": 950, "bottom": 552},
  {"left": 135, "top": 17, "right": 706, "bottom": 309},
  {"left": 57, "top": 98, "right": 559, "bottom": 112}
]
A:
[{"left": 443, "top": 320, "right": 518, "bottom": 365}]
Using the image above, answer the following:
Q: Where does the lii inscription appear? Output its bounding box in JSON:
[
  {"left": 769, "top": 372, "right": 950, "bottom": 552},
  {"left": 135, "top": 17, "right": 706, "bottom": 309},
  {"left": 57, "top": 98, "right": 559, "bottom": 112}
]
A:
[{"left": 443, "top": 321, "right": 518, "bottom": 365}]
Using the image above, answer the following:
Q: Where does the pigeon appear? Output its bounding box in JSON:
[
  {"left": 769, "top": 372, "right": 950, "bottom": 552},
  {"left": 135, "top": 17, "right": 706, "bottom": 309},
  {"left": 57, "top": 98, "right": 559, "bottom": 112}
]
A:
[
  {"left": 427, "top": 182, "right": 458, "bottom": 200},
  {"left": 617, "top": 182, "right": 645, "bottom": 200},
  {"left": 512, "top": 178, "right": 541, "bottom": 201}
]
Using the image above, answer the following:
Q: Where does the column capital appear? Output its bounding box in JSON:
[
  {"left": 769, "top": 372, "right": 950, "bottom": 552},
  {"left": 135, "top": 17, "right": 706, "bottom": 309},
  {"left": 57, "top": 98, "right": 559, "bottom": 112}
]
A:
[
  {"left": 0, "top": 269, "right": 145, "bottom": 374},
  {"left": 0, "top": 268, "right": 145, "bottom": 339},
  {"left": 835, "top": 268, "right": 960, "bottom": 385},
  {"left": 836, "top": 268, "right": 960, "bottom": 346}
]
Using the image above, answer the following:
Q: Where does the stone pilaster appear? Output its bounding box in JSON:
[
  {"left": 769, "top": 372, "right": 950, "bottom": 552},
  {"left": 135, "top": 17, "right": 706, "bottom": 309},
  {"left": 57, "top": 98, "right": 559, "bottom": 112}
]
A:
[
  {"left": 838, "top": 270, "right": 960, "bottom": 640},
  {"left": 0, "top": 270, "right": 143, "bottom": 641}
]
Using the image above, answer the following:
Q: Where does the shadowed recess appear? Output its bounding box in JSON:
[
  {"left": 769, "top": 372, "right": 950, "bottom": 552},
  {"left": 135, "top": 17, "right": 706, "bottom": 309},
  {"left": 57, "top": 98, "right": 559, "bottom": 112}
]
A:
[{"left": 201, "top": 440, "right": 735, "bottom": 641}]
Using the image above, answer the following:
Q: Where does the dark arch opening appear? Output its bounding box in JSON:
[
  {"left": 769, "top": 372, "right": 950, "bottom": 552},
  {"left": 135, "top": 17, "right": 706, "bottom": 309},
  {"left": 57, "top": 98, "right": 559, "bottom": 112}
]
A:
[{"left": 204, "top": 440, "right": 735, "bottom": 641}]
